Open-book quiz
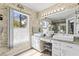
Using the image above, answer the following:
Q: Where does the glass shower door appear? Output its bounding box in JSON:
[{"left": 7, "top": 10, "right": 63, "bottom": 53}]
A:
[{"left": 9, "top": 9, "right": 31, "bottom": 49}]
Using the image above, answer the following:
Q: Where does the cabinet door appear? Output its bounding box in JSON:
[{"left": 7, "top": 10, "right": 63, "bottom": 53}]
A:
[
  {"left": 32, "top": 36, "right": 36, "bottom": 49},
  {"left": 61, "top": 42, "right": 73, "bottom": 56},
  {"left": 52, "top": 48, "right": 61, "bottom": 56},
  {"left": 32, "top": 36, "right": 41, "bottom": 52},
  {"left": 35, "top": 38, "right": 40, "bottom": 50},
  {"left": 69, "top": 44, "right": 79, "bottom": 56},
  {"left": 61, "top": 42, "right": 79, "bottom": 56},
  {"left": 61, "top": 49, "right": 75, "bottom": 56},
  {"left": 52, "top": 40, "right": 61, "bottom": 56}
]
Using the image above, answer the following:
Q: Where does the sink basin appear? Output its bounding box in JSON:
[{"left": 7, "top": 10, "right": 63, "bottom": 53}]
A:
[
  {"left": 53, "top": 34, "right": 74, "bottom": 41},
  {"left": 40, "top": 37, "right": 52, "bottom": 43}
]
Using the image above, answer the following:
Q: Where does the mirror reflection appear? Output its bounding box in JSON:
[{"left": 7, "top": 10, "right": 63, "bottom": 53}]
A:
[{"left": 40, "top": 9, "right": 79, "bottom": 35}]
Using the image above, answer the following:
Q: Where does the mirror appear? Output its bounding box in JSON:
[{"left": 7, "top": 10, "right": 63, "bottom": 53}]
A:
[
  {"left": 40, "top": 9, "right": 76, "bottom": 34},
  {"left": 9, "top": 9, "right": 30, "bottom": 48},
  {"left": 68, "top": 20, "right": 74, "bottom": 34},
  {"left": 40, "top": 20, "right": 49, "bottom": 29}
]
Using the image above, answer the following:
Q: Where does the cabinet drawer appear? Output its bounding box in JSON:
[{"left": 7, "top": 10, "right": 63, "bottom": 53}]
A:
[
  {"left": 52, "top": 46, "right": 61, "bottom": 50},
  {"left": 52, "top": 49, "right": 61, "bottom": 53},
  {"left": 52, "top": 41, "right": 61, "bottom": 46},
  {"left": 61, "top": 42, "right": 79, "bottom": 56},
  {"left": 52, "top": 53, "right": 60, "bottom": 56},
  {"left": 52, "top": 43, "right": 61, "bottom": 46},
  {"left": 62, "top": 42, "right": 79, "bottom": 50},
  {"left": 52, "top": 50, "right": 61, "bottom": 56},
  {"left": 52, "top": 40, "right": 61, "bottom": 43}
]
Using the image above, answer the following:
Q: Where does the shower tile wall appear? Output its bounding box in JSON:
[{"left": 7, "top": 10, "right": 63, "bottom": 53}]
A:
[{"left": 0, "top": 4, "right": 38, "bottom": 55}]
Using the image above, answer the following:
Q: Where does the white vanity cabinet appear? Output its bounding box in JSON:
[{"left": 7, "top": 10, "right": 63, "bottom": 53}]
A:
[
  {"left": 32, "top": 36, "right": 36, "bottom": 49},
  {"left": 61, "top": 42, "right": 74, "bottom": 56},
  {"left": 32, "top": 36, "right": 44, "bottom": 52},
  {"left": 61, "top": 42, "right": 79, "bottom": 56},
  {"left": 52, "top": 40, "right": 61, "bottom": 56},
  {"left": 52, "top": 40, "right": 79, "bottom": 56}
]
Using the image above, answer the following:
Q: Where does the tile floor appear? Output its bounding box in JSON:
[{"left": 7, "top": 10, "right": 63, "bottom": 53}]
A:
[{"left": 18, "top": 49, "right": 43, "bottom": 56}]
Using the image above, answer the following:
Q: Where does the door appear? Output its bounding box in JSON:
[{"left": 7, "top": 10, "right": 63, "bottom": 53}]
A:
[{"left": 9, "top": 9, "right": 31, "bottom": 49}]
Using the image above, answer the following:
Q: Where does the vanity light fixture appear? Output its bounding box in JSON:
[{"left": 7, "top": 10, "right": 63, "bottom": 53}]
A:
[
  {"left": 45, "top": 12, "right": 48, "bottom": 16},
  {"left": 48, "top": 11, "right": 51, "bottom": 15},
  {"left": 50, "top": 10, "right": 53, "bottom": 14},
  {"left": 41, "top": 14, "right": 43, "bottom": 17},
  {"left": 41, "top": 12, "right": 44, "bottom": 17},
  {"left": 43, "top": 13, "right": 46, "bottom": 17},
  {"left": 42, "top": 12, "right": 45, "bottom": 17},
  {"left": 47, "top": 11, "right": 50, "bottom": 15},
  {"left": 41, "top": 7, "right": 65, "bottom": 18},
  {"left": 57, "top": 9, "right": 60, "bottom": 11},
  {"left": 60, "top": 8, "right": 64, "bottom": 10},
  {"left": 53, "top": 10, "right": 56, "bottom": 12}
]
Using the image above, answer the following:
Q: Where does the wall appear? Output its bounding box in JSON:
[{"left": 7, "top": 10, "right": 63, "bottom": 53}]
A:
[
  {"left": 0, "top": 3, "right": 79, "bottom": 55},
  {"left": 0, "top": 4, "right": 10, "bottom": 55},
  {"left": 0, "top": 3, "right": 38, "bottom": 55}
]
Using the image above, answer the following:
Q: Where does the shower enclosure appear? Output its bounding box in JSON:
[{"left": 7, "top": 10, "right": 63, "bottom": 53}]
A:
[{"left": 9, "top": 9, "right": 31, "bottom": 49}]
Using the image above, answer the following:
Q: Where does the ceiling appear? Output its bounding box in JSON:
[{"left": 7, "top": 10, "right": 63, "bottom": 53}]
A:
[{"left": 22, "top": 3, "right": 56, "bottom": 12}]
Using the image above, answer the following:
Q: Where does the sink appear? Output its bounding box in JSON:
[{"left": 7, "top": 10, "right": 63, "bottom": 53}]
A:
[
  {"left": 40, "top": 37, "right": 52, "bottom": 43},
  {"left": 53, "top": 34, "right": 74, "bottom": 41}
]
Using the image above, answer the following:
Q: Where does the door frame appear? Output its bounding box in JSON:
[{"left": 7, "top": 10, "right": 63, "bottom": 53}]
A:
[{"left": 8, "top": 8, "right": 30, "bottom": 48}]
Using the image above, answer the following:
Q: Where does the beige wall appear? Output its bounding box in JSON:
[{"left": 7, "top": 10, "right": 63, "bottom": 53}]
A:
[
  {"left": 1, "top": 3, "right": 78, "bottom": 48},
  {"left": 0, "top": 3, "right": 79, "bottom": 55},
  {"left": 0, "top": 6, "right": 8, "bottom": 47},
  {"left": 0, "top": 3, "right": 39, "bottom": 54}
]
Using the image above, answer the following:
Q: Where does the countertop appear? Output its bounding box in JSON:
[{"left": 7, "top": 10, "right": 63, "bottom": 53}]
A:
[
  {"left": 40, "top": 37, "right": 52, "bottom": 43},
  {"left": 40, "top": 36, "right": 79, "bottom": 45},
  {"left": 53, "top": 39, "right": 79, "bottom": 45}
]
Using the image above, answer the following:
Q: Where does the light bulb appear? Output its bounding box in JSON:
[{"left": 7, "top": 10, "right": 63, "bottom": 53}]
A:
[
  {"left": 61, "top": 8, "right": 64, "bottom": 10},
  {"left": 48, "top": 11, "right": 50, "bottom": 15},
  {"left": 57, "top": 9, "right": 60, "bottom": 11},
  {"left": 41, "top": 14, "right": 43, "bottom": 17},
  {"left": 53, "top": 10, "right": 56, "bottom": 12},
  {"left": 50, "top": 10, "right": 53, "bottom": 14}
]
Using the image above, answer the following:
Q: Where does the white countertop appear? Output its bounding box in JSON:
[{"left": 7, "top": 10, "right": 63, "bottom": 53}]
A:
[
  {"left": 40, "top": 37, "right": 52, "bottom": 43},
  {"left": 40, "top": 33, "right": 75, "bottom": 42}
]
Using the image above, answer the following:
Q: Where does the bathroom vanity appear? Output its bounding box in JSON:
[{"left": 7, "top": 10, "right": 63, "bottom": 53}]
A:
[
  {"left": 32, "top": 33, "right": 44, "bottom": 52},
  {"left": 31, "top": 8, "right": 79, "bottom": 56},
  {"left": 52, "top": 37, "right": 79, "bottom": 56},
  {"left": 36, "top": 34, "right": 79, "bottom": 56}
]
